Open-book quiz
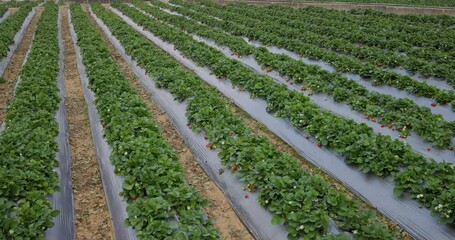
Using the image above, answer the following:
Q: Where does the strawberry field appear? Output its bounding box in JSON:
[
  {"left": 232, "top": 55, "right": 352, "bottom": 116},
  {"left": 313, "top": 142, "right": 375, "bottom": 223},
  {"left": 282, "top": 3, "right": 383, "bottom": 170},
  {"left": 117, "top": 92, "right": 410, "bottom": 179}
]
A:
[{"left": 0, "top": 0, "right": 454, "bottom": 239}]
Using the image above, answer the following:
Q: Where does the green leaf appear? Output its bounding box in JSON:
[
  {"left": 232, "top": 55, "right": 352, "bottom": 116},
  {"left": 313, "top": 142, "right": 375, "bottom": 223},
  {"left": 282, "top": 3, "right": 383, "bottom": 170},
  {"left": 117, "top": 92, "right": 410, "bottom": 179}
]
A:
[
  {"left": 271, "top": 214, "right": 286, "bottom": 225},
  {"left": 393, "top": 188, "right": 404, "bottom": 197}
]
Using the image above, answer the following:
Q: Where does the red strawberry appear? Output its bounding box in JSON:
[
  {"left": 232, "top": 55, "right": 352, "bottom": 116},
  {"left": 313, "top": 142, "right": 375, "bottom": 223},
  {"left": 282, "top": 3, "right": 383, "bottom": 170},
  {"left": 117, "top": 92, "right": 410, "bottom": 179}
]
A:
[
  {"left": 308, "top": 93, "right": 313, "bottom": 96},
  {"left": 232, "top": 164, "right": 239, "bottom": 172},
  {"left": 388, "top": 124, "right": 393, "bottom": 129},
  {"left": 266, "top": 69, "right": 272, "bottom": 73},
  {"left": 305, "top": 136, "right": 310, "bottom": 140},
  {"left": 301, "top": 87, "right": 307, "bottom": 91},
  {"left": 372, "top": 119, "right": 377, "bottom": 123},
  {"left": 427, "top": 147, "right": 431, "bottom": 151},
  {"left": 289, "top": 82, "right": 294, "bottom": 85},
  {"left": 204, "top": 136, "right": 208, "bottom": 140},
  {"left": 229, "top": 132, "right": 235, "bottom": 136},
  {"left": 365, "top": 115, "right": 370, "bottom": 120},
  {"left": 244, "top": 194, "right": 249, "bottom": 199},
  {"left": 317, "top": 143, "right": 322, "bottom": 148},
  {"left": 131, "top": 196, "right": 137, "bottom": 201},
  {"left": 431, "top": 103, "right": 437, "bottom": 107}
]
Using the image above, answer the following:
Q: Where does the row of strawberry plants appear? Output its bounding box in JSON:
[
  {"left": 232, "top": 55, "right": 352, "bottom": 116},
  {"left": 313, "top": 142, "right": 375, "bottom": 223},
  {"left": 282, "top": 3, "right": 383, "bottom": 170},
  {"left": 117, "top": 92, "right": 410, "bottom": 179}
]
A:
[
  {"left": 92, "top": 3, "right": 398, "bottom": 238},
  {"left": 208, "top": 2, "right": 455, "bottom": 72},
  {"left": 113, "top": 1, "right": 455, "bottom": 224},
  {"left": 0, "top": 3, "right": 33, "bottom": 59},
  {"left": 193, "top": 1, "right": 455, "bottom": 85},
  {"left": 143, "top": 0, "right": 454, "bottom": 148},
  {"left": 258, "top": 3, "right": 455, "bottom": 51},
  {"left": 212, "top": 2, "right": 455, "bottom": 49},
  {"left": 170, "top": 0, "right": 455, "bottom": 109},
  {"left": 179, "top": 0, "right": 455, "bottom": 88},
  {"left": 285, "top": 0, "right": 455, "bottom": 7},
  {"left": 300, "top": 4, "right": 455, "bottom": 28},
  {"left": 0, "top": 4, "right": 8, "bottom": 17},
  {"left": 0, "top": 4, "right": 61, "bottom": 239},
  {"left": 69, "top": 4, "right": 219, "bottom": 239},
  {"left": 348, "top": 7, "right": 455, "bottom": 26}
]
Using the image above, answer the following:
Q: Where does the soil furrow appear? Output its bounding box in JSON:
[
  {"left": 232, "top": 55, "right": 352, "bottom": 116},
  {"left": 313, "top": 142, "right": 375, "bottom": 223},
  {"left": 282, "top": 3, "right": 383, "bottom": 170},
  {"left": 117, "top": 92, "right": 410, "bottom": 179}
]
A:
[
  {"left": 84, "top": 5, "right": 253, "bottom": 240},
  {"left": 61, "top": 6, "right": 114, "bottom": 240}
]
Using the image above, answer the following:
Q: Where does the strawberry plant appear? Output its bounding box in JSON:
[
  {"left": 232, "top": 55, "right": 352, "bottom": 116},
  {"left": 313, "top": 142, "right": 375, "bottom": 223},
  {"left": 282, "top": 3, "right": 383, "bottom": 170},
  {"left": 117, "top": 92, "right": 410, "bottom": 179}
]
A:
[
  {"left": 0, "top": 3, "right": 34, "bottom": 59},
  {"left": 141, "top": 0, "right": 453, "bottom": 149},
  {"left": 114, "top": 0, "right": 455, "bottom": 224},
  {"left": 170, "top": 0, "right": 455, "bottom": 110},
  {"left": 70, "top": 5, "right": 219, "bottom": 239},
  {"left": 0, "top": 4, "right": 60, "bottom": 239},
  {"left": 212, "top": 1, "right": 455, "bottom": 86},
  {"left": 94, "top": 3, "right": 398, "bottom": 238},
  {"left": 0, "top": 5, "right": 8, "bottom": 19}
]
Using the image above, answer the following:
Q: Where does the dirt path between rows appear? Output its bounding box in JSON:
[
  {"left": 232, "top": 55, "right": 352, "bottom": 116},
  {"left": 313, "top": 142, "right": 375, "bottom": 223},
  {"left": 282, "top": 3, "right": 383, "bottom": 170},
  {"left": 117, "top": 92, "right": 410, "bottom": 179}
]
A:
[
  {"left": 84, "top": 5, "right": 254, "bottom": 240},
  {"left": 60, "top": 6, "right": 114, "bottom": 240},
  {"left": 0, "top": 8, "right": 42, "bottom": 126}
]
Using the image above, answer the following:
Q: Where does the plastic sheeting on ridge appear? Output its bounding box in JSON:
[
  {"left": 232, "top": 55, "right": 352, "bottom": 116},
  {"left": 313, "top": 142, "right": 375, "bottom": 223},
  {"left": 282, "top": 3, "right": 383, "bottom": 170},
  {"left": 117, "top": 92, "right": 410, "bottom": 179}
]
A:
[
  {"left": 0, "top": 10, "right": 35, "bottom": 133},
  {"left": 68, "top": 9, "right": 137, "bottom": 240},
  {"left": 45, "top": 9, "right": 75, "bottom": 240},
  {"left": 111, "top": 6, "right": 455, "bottom": 240},
  {"left": 0, "top": 11, "right": 11, "bottom": 23},
  {"left": 190, "top": 35, "right": 455, "bottom": 164},
  {"left": 144, "top": 5, "right": 455, "bottom": 161},
  {"left": 157, "top": 1, "right": 455, "bottom": 121},
  {"left": 91, "top": 6, "right": 338, "bottom": 239},
  {"left": 0, "top": 8, "right": 35, "bottom": 76}
]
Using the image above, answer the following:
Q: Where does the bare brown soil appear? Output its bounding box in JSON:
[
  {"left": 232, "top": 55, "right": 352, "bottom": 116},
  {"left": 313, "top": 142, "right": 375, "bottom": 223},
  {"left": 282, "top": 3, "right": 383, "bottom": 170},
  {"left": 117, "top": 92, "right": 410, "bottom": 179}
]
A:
[
  {"left": 84, "top": 5, "right": 253, "bottom": 239},
  {"left": 61, "top": 6, "right": 114, "bottom": 240},
  {"left": 0, "top": 8, "right": 41, "bottom": 125}
]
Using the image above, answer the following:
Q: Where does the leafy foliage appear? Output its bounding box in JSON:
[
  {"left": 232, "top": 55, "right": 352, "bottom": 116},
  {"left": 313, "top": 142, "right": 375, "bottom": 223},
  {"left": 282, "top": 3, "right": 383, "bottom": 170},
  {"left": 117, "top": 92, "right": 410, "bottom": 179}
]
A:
[
  {"left": 0, "top": 4, "right": 60, "bottom": 239},
  {"left": 197, "top": 0, "right": 455, "bottom": 87},
  {"left": 171, "top": 0, "right": 455, "bottom": 111},
  {"left": 95, "top": 3, "right": 398, "bottom": 238},
  {"left": 142, "top": 0, "right": 453, "bottom": 149},
  {"left": 0, "top": 3, "right": 34, "bottom": 59},
  {"left": 70, "top": 5, "right": 219, "bottom": 239},
  {"left": 118, "top": 0, "right": 455, "bottom": 224},
  {"left": 274, "top": 0, "right": 455, "bottom": 7}
]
